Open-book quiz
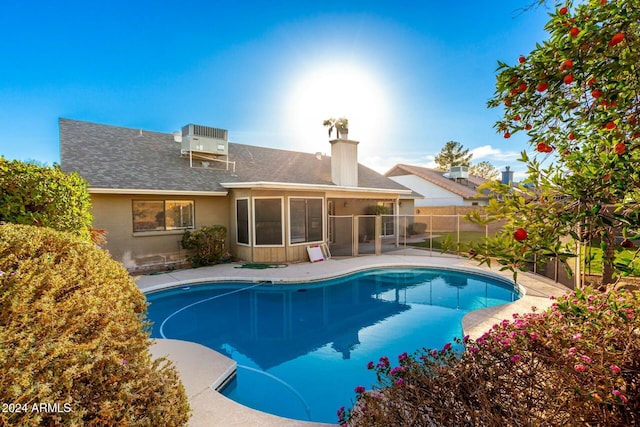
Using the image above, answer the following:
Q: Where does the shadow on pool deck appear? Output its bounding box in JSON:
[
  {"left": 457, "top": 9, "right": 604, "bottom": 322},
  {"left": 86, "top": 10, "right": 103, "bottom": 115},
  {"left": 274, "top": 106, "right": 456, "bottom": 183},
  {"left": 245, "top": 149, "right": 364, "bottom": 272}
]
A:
[{"left": 139, "top": 252, "right": 571, "bottom": 427}]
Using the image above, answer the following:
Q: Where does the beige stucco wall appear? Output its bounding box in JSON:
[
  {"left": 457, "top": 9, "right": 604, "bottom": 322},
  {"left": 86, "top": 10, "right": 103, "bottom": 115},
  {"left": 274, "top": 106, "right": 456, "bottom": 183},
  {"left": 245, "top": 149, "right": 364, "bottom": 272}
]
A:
[
  {"left": 92, "top": 190, "right": 414, "bottom": 268},
  {"left": 90, "top": 193, "right": 229, "bottom": 270}
]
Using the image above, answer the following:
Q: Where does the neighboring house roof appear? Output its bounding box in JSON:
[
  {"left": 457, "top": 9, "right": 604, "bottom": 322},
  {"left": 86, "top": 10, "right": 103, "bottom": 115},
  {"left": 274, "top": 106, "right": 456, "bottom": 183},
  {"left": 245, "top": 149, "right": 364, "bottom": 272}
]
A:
[
  {"left": 59, "top": 118, "right": 412, "bottom": 195},
  {"left": 384, "top": 164, "right": 489, "bottom": 200}
]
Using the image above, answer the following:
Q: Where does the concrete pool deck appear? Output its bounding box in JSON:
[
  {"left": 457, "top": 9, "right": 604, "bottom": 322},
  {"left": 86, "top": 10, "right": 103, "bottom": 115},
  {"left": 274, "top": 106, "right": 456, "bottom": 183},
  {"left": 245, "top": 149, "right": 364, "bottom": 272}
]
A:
[{"left": 139, "top": 252, "right": 571, "bottom": 427}]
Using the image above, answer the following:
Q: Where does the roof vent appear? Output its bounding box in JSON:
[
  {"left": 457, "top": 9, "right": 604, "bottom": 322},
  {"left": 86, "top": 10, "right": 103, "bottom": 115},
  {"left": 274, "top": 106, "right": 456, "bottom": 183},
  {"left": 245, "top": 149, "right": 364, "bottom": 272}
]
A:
[
  {"left": 181, "top": 124, "right": 228, "bottom": 156},
  {"left": 449, "top": 165, "right": 469, "bottom": 179}
]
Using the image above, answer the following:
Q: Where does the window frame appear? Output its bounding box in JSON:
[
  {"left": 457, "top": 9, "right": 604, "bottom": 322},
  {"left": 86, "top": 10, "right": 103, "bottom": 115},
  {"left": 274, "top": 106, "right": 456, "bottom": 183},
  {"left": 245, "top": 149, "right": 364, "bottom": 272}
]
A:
[
  {"left": 236, "top": 197, "right": 251, "bottom": 246},
  {"left": 288, "top": 196, "right": 325, "bottom": 246},
  {"left": 132, "top": 199, "right": 195, "bottom": 233},
  {"left": 252, "top": 196, "right": 285, "bottom": 247}
]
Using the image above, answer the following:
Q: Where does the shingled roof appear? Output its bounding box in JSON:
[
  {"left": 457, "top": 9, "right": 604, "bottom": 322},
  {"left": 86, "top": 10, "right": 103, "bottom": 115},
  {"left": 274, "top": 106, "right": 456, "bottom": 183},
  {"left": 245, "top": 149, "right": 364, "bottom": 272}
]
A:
[
  {"left": 385, "top": 164, "right": 489, "bottom": 200},
  {"left": 59, "top": 118, "right": 411, "bottom": 194}
]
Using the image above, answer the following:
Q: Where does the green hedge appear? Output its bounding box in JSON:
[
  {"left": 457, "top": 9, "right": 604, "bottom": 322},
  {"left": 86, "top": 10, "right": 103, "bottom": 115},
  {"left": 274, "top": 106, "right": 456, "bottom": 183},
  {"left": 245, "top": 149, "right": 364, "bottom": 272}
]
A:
[
  {"left": 0, "top": 158, "right": 93, "bottom": 241},
  {"left": 0, "top": 224, "right": 190, "bottom": 426}
]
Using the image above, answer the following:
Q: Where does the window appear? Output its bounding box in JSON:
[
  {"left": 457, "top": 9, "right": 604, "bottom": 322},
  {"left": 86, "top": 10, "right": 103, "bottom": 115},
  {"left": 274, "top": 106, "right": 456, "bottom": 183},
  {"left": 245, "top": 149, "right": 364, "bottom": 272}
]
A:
[
  {"left": 236, "top": 199, "right": 249, "bottom": 245},
  {"left": 254, "top": 198, "right": 283, "bottom": 246},
  {"left": 290, "top": 198, "right": 323, "bottom": 244},
  {"left": 132, "top": 200, "right": 194, "bottom": 232}
]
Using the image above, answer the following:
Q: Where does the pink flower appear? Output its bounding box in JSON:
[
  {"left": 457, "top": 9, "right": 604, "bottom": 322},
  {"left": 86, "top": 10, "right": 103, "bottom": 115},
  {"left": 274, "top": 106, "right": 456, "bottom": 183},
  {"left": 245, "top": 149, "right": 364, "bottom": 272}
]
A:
[
  {"left": 390, "top": 367, "right": 405, "bottom": 376},
  {"left": 574, "top": 363, "right": 586, "bottom": 372},
  {"left": 463, "top": 335, "right": 470, "bottom": 343},
  {"left": 580, "top": 355, "right": 592, "bottom": 363},
  {"left": 572, "top": 333, "right": 582, "bottom": 341},
  {"left": 398, "top": 352, "right": 408, "bottom": 362},
  {"left": 354, "top": 385, "right": 366, "bottom": 394},
  {"left": 609, "top": 365, "right": 621, "bottom": 374},
  {"left": 529, "top": 332, "right": 538, "bottom": 341},
  {"left": 394, "top": 378, "right": 405, "bottom": 387},
  {"left": 367, "top": 361, "right": 374, "bottom": 370},
  {"left": 442, "top": 342, "right": 452, "bottom": 352},
  {"left": 377, "top": 356, "right": 390, "bottom": 368},
  {"left": 337, "top": 406, "right": 345, "bottom": 416},
  {"left": 510, "top": 354, "right": 522, "bottom": 363},
  {"left": 612, "top": 389, "right": 628, "bottom": 403}
]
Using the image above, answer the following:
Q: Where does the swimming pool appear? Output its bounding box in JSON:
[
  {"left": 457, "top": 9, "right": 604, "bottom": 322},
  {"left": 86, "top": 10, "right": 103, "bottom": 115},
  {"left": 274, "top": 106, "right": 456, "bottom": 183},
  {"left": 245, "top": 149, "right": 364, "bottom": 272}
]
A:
[{"left": 146, "top": 267, "right": 520, "bottom": 424}]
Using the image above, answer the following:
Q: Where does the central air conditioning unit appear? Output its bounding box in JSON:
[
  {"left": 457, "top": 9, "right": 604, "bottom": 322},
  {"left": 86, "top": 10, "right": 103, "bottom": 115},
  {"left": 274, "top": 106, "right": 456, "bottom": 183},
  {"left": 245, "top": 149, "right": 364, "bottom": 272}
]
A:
[
  {"left": 449, "top": 165, "right": 469, "bottom": 179},
  {"left": 181, "top": 124, "right": 228, "bottom": 156}
]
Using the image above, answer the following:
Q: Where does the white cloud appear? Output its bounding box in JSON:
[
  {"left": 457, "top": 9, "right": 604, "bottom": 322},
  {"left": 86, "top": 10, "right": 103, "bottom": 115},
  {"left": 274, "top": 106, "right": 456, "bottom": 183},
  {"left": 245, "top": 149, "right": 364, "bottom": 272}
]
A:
[{"left": 470, "top": 145, "right": 520, "bottom": 162}]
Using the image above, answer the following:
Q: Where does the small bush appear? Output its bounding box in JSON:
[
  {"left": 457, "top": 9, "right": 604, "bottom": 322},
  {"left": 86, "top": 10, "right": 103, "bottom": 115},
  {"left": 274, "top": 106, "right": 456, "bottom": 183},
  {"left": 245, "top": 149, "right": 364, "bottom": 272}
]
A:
[
  {"left": 0, "top": 224, "right": 190, "bottom": 426},
  {"left": 343, "top": 287, "right": 639, "bottom": 426},
  {"left": 181, "top": 225, "right": 228, "bottom": 267}
]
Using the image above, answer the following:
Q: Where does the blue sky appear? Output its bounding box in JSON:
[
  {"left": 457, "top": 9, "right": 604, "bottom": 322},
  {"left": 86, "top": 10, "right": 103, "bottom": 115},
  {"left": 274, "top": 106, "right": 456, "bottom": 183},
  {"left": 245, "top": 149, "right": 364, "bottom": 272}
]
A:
[{"left": 0, "top": 0, "right": 552, "bottom": 177}]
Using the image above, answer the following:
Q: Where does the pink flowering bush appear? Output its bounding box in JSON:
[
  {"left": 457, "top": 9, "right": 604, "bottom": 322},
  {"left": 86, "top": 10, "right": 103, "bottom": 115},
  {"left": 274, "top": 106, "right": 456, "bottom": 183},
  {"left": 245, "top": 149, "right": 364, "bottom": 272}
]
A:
[{"left": 342, "top": 287, "right": 639, "bottom": 426}]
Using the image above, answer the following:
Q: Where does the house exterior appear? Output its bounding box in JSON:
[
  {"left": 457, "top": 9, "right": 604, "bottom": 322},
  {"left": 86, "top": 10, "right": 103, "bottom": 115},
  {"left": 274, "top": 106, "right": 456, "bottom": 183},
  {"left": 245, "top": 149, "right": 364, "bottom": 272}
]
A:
[
  {"left": 384, "top": 164, "right": 490, "bottom": 208},
  {"left": 59, "top": 119, "right": 416, "bottom": 270}
]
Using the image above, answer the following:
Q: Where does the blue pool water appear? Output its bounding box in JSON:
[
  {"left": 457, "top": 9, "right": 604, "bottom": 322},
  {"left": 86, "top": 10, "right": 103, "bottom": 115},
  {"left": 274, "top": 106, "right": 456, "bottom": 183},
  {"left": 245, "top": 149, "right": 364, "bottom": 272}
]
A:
[{"left": 146, "top": 268, "right": 519, "bottom": 424}]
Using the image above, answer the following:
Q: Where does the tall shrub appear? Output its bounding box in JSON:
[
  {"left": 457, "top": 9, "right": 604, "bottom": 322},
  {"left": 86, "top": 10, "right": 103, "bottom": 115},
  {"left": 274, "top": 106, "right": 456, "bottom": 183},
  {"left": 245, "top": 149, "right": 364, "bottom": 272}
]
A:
[
  {"left": 181, "top": 225, "right": 228, "bottom": 267},
  {"left": 0, "top": 224, "right": 190, "bottom": 426},
  {"left": 0, "top": 158, "right": 93, "bottom": 241}
]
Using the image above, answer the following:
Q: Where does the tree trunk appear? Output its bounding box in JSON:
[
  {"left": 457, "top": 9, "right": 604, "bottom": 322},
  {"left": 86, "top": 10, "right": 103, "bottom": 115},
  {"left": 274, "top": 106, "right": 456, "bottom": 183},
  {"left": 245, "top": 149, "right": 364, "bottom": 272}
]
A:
[{"left": 601, "top": 226, "right": 616, "bottom": 287}]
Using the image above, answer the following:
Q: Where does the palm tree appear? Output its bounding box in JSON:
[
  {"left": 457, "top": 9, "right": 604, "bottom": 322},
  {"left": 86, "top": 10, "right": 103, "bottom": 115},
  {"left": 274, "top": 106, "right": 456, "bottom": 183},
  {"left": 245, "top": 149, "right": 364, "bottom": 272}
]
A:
[{"left": 323, "top": 117, "right": 349, "bottom": 138}]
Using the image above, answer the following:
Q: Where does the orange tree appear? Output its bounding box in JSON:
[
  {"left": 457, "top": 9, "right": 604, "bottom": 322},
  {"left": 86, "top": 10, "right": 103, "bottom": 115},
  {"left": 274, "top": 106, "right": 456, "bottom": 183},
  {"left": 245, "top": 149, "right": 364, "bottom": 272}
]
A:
[{"left": 470, "top": 0, "right": 640, "bottom": 286}]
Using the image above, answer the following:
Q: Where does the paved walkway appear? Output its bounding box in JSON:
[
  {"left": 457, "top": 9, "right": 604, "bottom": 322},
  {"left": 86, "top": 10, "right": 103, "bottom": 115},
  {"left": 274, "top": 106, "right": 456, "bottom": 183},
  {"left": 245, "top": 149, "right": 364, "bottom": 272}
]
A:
[{"left": 139, "top": 252, "right": 571, "bottom": 427}]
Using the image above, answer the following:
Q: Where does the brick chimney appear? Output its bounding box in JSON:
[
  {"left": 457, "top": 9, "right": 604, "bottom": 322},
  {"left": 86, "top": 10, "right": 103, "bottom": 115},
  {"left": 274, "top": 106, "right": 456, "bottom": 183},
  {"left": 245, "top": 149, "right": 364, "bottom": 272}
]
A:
[{"left": 330, "top": 136, "right": 359, "bottom": 187}]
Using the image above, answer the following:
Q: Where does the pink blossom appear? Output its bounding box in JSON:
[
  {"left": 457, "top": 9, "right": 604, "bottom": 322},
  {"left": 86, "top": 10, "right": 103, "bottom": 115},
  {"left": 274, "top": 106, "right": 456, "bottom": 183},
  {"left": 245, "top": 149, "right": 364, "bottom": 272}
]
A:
[
  {"left": 354, "top": 385, "right": 366, "bottom": 394},
  {"left": 390, "top": 367, "right": 405, "bottom": 376},
  {"left": 367, "top": 361, "right": 374, "bottom": 370},
  {"left": 398, "top": 352, "right": 408, "bottom": 362},
  {"left": 442, "top": 342, "right": 452, "bottom": 352},
  {"left": 394, "top": 378, "right": 405, "bottom": 387},
  {"left": 574, "top": 364, "right": 586, "bottom": 372},
  {"left": 572, "top": 333, "right": 582, "bottom": 341},
  {"left": 609, "top": 365, "right": 621, "bottom": 374},
  {"left": 612, "top": 389, "right": 628, "bottom": 403},
  {"left": 580, "top": 355, "right": 592, "bottom": 363},
  {"left": 529, "top": 332, "right": 538, "bottom": 341},
  {"left": 377, "top": 356, "right": 390, "bottom": 368},
  {"left": 463, "top": 335, "right": 470, "bottom": 343},
  {"left": 510, "top": 354, "right": 522, "bottom": 363}
]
